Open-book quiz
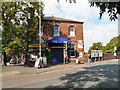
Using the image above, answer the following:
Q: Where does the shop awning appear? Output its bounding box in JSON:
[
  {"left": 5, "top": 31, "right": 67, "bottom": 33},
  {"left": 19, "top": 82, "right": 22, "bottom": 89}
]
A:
[
  {"left": 29, "top": 40, "right": 46, "bottom": 48},
  {"left": 32, "top": 40, "right": 46, "bottom": 44},
  {"left": 47, "top": 36, "right": 72, "bottom": 43},
  {"left": 29, "top": 44, "right": 46, "bottom": 48}
]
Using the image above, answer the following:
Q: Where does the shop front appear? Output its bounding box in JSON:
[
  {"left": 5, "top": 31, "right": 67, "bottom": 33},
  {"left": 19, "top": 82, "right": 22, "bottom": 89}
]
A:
[
  {"left": 28, "top": 40, "right": 47, "bottom": 67},
  {"left": 28, "top": 43, "right": 46, "bottom": 56},
  {"left": 47, "top": 36, "right": 72, "bottom": 64}
]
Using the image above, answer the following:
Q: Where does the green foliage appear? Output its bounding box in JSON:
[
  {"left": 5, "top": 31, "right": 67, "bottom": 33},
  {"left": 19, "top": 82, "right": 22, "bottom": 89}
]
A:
[
  {"left": 88, "top": 42, "right": 105, "bottom": 53},
  {"left": 89, "top": 1, "right": 120, "bottom": 21},
  {"left": 1, "top": 2, "right": 44, "bottom": 57},
  {"left": 88, "top": 35, "right": 120, "bottom": 53},
  {"left": 106, "top": 35, "right": 120, "bottom": 53},
  {"left": 60, "top": 0, "right": 120, "bottom": 21}
]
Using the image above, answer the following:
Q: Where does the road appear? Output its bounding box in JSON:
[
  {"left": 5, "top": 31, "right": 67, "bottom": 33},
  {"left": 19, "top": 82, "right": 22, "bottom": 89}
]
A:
[{"left": 2, "top": 59, "right": 119, "bottom": 88}]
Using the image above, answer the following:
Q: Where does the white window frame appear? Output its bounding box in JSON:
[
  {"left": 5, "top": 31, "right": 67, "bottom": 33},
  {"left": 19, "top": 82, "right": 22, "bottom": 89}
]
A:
[
  {"left": 53, "top": 25, "right": 59, "bottom": 36},
  {"left": 69, "top": 26, "right": 75, "bottom": 36}
]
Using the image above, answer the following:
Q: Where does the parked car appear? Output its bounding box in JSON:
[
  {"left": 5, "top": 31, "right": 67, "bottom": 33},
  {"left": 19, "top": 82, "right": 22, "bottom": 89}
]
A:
[{"left": 9, "top": 58, "right": 17, "bottom": 64}]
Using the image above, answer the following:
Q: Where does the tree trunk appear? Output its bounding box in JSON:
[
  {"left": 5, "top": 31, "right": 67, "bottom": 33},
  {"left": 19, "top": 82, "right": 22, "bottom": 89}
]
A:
[
  {"left": 3, "top": 51, "right": 7, "bottom": 66},
  {"left": 24, "top": 46, "right": 29, "bottom": 65}
]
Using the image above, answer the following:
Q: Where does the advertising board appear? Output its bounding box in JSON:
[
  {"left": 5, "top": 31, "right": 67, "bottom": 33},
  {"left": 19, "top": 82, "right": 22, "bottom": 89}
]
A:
[{"left": 91, "top": 50, "right": 103, "bottom": 58}]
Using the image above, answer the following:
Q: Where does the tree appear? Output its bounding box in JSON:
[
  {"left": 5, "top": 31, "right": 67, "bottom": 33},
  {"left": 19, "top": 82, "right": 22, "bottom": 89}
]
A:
[
  {"left": 90, "top": 1, "right": 120, "bottom": 21},
  {"left": 88, "top": 42, "right": 105, "bottom": 53},
  {"left": 57, "top": 0, "right": 120, "bottom": 21},
  {"left": 1, "top": 1, "right": 44, "bottom": 65},
  {"left": 105, "top": 35, "right": 120, "bottom": 53},
  {"left": 88, "top": 36, "right": 120, "bottom": 53}
]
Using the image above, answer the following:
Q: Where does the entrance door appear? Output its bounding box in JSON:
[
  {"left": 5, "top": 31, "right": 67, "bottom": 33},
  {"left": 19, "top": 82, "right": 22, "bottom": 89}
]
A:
[{"left": 51, "top": 48, "right": 63, "bottom": 63}]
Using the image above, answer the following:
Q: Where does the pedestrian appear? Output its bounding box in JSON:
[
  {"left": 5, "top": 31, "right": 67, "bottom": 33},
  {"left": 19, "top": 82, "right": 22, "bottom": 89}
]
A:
[{"left": 88, "top": 54, "right": 92, "bottom": 63}]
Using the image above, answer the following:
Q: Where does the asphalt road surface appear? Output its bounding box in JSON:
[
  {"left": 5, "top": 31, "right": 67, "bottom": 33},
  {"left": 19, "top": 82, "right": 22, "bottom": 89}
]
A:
[{"left": 2, "top": 59, "right": 119, "bottom": 89}]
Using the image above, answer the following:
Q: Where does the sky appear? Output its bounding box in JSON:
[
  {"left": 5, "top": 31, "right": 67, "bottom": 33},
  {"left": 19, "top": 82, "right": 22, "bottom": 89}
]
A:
[{"left": 43, "top": 0, "right": 118, "bottom": 52}]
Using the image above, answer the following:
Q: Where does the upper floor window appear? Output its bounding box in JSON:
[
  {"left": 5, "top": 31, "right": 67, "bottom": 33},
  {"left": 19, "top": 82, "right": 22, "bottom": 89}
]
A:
[
  {"left": 69, "top": 26, "right": 75, "bottom": 36},
  {"left": 53, "top": 25, "right": 59, "bottom": 36}
]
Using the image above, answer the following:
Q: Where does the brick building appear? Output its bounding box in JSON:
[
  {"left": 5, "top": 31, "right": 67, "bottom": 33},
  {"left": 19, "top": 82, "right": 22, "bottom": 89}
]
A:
[{"left": 42, "top": 16, "right": 84, "bottom": 63}]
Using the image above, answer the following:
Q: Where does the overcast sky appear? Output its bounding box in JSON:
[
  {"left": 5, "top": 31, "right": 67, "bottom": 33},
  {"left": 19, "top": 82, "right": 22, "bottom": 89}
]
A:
[{"left": 43, "top": 0, "right": 118, "bottom": 52}]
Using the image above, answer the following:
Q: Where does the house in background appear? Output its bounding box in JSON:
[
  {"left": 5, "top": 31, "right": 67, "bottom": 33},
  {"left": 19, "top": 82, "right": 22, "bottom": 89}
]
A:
[{"left": 42, "top": 16, "right": 84, "bottom": 63}]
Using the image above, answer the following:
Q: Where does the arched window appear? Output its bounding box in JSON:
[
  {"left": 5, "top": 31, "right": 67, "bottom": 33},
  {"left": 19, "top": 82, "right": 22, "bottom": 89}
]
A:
[
  {"left": 53, "top": 25, "right": 59, "bottom": 36},
  {"left": 69, "top": 25, "right": 75, "bottom": 36}
]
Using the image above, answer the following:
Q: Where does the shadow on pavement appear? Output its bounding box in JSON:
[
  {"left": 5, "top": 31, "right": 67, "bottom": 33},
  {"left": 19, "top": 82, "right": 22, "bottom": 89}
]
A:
[
  {"left": 5, "top": 62, "right": 66, "bottom": 69},
  {"left": 44, "top": 63, "right": 119, "bottom": 88}
]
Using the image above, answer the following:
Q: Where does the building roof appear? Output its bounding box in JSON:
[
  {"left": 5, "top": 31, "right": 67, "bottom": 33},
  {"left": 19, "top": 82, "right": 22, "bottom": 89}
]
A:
[{"left": 43, "top": 16, "right": 84, "bottom": 23}]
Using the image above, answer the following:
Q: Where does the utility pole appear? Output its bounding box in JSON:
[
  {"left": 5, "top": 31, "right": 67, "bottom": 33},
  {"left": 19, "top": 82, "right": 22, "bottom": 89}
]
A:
[
  {"left": 34, "top": 0, "right": 42, "bottom": 68},
  {"left": 39, "top": 0, "right": 42, "bottom": 57}
]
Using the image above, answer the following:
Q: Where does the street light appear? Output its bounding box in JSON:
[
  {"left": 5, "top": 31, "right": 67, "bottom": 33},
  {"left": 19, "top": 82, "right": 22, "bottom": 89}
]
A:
[
  {"left": 39, "top": 0, "right": 42, "bottom": 57},
  {"left": 34, "top": 0, "right": 43, "bottom": 68}
]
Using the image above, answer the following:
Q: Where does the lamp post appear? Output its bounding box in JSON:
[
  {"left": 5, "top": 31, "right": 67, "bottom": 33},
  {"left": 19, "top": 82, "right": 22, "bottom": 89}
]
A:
[
  {"left": 39, "top": 0, "right": 42, "bottom": 57},
  {"left": 34, "top": 0, "right": 43, "bottom": 68}
]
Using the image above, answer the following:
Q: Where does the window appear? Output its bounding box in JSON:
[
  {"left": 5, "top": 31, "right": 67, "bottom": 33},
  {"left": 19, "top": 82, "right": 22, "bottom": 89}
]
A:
[
  {"left": 69, "top": 44, "right": 76, "bottom": 57},
  {"left": 53, "top": 25, "right": 59, "bottom": 36},
  {"left": 69, "top": 26, "right": 75, "bottom": 36}
]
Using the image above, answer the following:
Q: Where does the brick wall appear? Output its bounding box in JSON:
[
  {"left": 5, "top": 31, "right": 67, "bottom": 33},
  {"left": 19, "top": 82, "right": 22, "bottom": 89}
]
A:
[
  {"left": 103, "top": 53, "right": 120, "bottom": 60},
  {"left": 84, "top": 53, "right": 120, "bottom": 62},
  {"left": 103, "top": 53, "right": 116, "bottom": 60},
  {"left": 43, "top": 20, "right": 84, "bottom": 60},
  {"left": 117, "top": 53, "right": 120, "bottom": 59}
]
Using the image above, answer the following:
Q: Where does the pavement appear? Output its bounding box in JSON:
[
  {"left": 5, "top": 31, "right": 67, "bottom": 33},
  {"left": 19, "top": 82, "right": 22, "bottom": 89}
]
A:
[
  {"left": 2, "top": 59, "right": 119, "bottom": 88},
  {"left": 1, "top": 62, "right": 82, "bottom": 77},
  {"left": 1, "top": 59, "right": 119, "bottom": 77}
]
